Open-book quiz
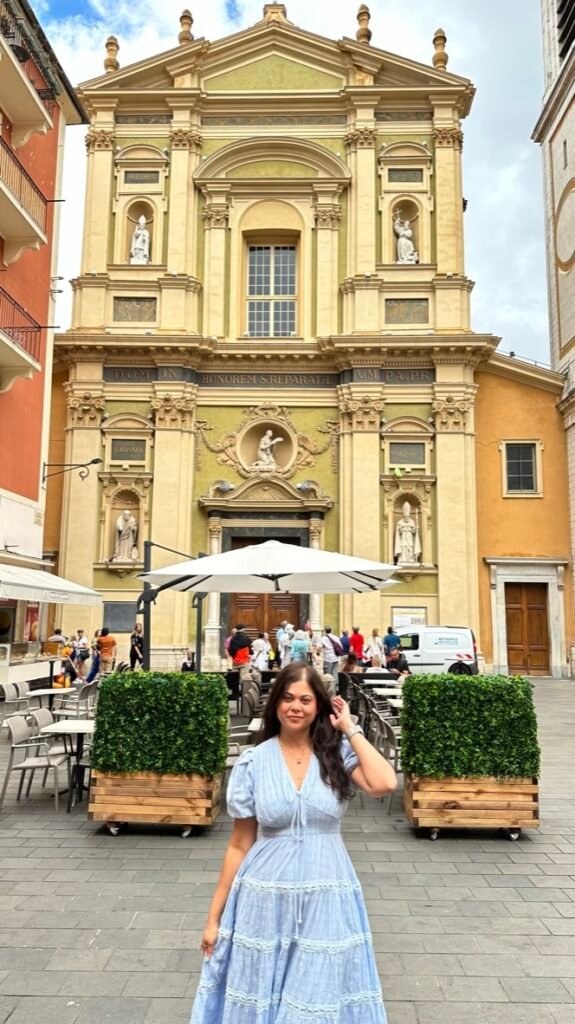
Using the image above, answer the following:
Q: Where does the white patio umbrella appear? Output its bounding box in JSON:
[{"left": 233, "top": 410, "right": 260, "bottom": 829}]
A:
[{"left": 139, "top": 540, "right": 396, "bottom": 595}]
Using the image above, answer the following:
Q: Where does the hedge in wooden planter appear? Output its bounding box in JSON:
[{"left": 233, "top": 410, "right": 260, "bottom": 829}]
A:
[
  {"left": 401, "top": 674, "right": 540, "bottom": 839},
  {"left": 89, "top": 671, "right": 228, "bottom": 832}
]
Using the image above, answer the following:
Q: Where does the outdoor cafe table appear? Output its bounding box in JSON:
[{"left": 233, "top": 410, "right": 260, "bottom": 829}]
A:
[
  {"left": 387, "top": 698, "right": 403, "bottom": 712},
  {"left": 41, "top": 719, "right": 95, "bottom": 812}
]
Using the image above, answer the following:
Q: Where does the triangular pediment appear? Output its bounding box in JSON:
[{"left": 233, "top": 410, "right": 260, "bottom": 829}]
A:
[{"left": 78, "top": 15, "right": 473, "bottom": 114}]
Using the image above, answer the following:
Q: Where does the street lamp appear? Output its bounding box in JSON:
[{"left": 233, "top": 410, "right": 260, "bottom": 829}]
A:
[
  {"left": 136, "top": 541, "right": 207, "bottom": 672},
  {"left": 42, "top": 457, "right": 103, "bottom": 484}
]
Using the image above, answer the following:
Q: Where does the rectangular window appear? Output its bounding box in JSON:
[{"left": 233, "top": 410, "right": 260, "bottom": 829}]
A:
[
  {"left": 505, "top": 442, "right": 537, "bottom": 493},
  {"left": 247, "top": 245, "right": 296, "bottom": 337}
]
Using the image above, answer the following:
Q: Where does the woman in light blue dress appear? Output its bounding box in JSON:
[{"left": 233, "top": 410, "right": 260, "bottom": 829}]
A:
[{"left": 191, "top": 663, "right": 396, "bottom": 1023}]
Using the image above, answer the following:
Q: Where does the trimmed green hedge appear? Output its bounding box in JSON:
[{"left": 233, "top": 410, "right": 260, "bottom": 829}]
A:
[
  {"left": 400, "top": 674, "right": 540, "bottom": 779},
  {"left": 92, "top": 672, "right": 229, "bottom": 776}
]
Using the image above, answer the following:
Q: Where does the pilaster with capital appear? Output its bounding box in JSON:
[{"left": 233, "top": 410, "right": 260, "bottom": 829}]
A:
[
  {"left": 204, "top": 517, "right": 223, "bottom": 669},
  {"left": 201, "top": 187, "right": 230, "bottom": 338},
  {"left": 338, "top": 389, "right": 384, "bottom": 628},
  {"left": 314, "top": 186, "right": 342, "bottom": 337},
  {"left": 432, "top": 115, "right": 465, "bottom": 275},
  {"left": 431, "top": 380, "right": 479, "bottom": 634},
  {"left": 148, "top": 387, "right": 198, "bottom": 648},
  {"left": 81, "top": 122, "right": 116, "bottom": 274},
  {"left": 345, "top": 123, "right": 377, "bottom": 276},
  {"left": 167, "top": 121, "right": 203, "bottom": 280}
]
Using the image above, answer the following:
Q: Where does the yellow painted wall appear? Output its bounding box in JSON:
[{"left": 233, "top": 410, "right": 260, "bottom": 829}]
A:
[{"left": 475, "top": 369, "right": 572, "bottom": 661}]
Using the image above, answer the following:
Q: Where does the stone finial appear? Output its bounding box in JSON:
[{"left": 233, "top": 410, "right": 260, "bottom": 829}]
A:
[
  {"left": 104, "top": 35, "right": 119, "bottom": 74},
  {"left": 179, "top": 9, "right": 193, "bottom": 44},
  {"left": 356, "top": 4, "right": 372, "bottom": 44},
  {"left": 263, "top": 3, "right": 288, "bottom": 22},
  {"left": 432, "top": 27, "right": 448, "bottom": 71}
]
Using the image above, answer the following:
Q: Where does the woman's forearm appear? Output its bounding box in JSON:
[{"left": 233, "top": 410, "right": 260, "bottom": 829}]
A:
[
  {"left": 206, "top": 842, "right": 252, "bottom": 925},
  {"left": 351, "top": 732, "right": 397, "bottom": 793}
]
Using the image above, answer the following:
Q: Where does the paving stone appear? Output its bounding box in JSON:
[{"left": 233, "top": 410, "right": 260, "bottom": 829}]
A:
[
  {"left": 0, "top": 971, "right": 63, "bottom": 995},
  {"left": 122, "top": 971, "right": 190, "bottom": 998},
  {"left": 75, "top": 997, "right": 152, "bottom": 1023},
  {"left": 479, "top": 1006, "right": 556, "bottom": 1023},
  {"left": 45, "top": 949, "right": 113, "bottom": 972},
  {"left": 501, "top": 979, "right": 572, "bottom": 1003},
  {"left": 546, "top": 1007, "right": 575, "bottom": 1023},
  {"left": 385, "top": 1004, "right": 418, "bottom": 1024},
  {"left": 438, "top": 976, "right": 509, "bottom": 1001},
  {"left": 6, "top": 997, "right": 82, "bottom": 1024},
  {"left": 143, "top": 997, "right": 194, "bottom": 1023},
  {"left": 416, "top": 1005, "right": 485, "bottom": 1023}
]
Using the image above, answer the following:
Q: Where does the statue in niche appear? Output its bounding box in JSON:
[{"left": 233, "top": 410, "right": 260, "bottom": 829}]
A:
[
  {"left": 112, "top": 509, "right": 139, "bottom": 561},
  {"left": 394, "top": 501, "right": 422, "bottom": 564},
  {"left": 251, "top": 429, "right": 283, "bottom": 470},
  {"left": 393, "top": 211, "right": 419, "bottom": 264},
  {"left": 129, "top": 215, "right": 151, "bottom": 265}
]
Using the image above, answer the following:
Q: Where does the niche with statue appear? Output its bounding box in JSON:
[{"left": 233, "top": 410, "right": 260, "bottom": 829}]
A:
[
  {"left": 392, "top": 199, "right": 420, "bottom": 265},
  {"left": 108, "top": 490, "right": 140, "bottom": 564},
  {"left": 393, "top": 496, "right": 422, "bottom": 565},
  {"left": 126, "top": 200, "right": 154, "bottom": 265}
]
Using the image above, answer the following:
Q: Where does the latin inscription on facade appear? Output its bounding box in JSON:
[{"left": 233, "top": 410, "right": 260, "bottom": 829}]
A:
[
  {"left": 388, "top": 169, "right": 423, "bottom": 183},
  {"left": 124, "top": 171, "right": 160, "bottom": 184},
  {"left": 113, "top": 298, "right": 157, "bottom": 322},
  {"left": 103, "top": 366, "right": 434, "bottom": 386},
  {"left": 196, "top": 371, "right": 340, "bottom": 388},
  {"left": 385, "top": 299, "right": 429, "bottom": 324},
  {"left": 111, "top": 439, "right": 146, "bottom": 461}
]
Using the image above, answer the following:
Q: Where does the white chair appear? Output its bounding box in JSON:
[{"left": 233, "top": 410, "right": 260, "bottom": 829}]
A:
[
  {"left": 0, "top": 716, "right": 71, "bottom": 812},
  {"left": 0, "top": 683, "right": 32, "bottom": 729},
  {"left": 52, "top": 682, "right": 97, "bottom": 719}
]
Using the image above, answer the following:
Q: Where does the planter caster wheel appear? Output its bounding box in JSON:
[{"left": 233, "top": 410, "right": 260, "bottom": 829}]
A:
[
  {"left": 505, "top": 828, "right": 521, "bottom": 842},
  {"left": 181, "top": 826, "right": 193, "bottom": 838},
  {"left": 429, "top": 828, "right": 440, "bottom": 841},
  {"left": 106, "top": 822, "right": 123, "bottom": 836}
]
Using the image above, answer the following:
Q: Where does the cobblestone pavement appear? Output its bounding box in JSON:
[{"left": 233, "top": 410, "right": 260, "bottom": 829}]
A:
[{"left": 0, "top": 680, "right": 574, "bottom": 1024}]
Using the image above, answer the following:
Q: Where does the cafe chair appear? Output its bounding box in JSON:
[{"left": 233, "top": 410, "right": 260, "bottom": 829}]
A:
[{"left": 0, "top": 716, "right": 71, "bottom": 812}]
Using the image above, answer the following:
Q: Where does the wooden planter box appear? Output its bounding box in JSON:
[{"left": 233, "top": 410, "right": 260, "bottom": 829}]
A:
[
  {"left": 89, "top": 770, "right": 223, "bottom": 828},
  {"left": 404, "top": 774, "right": 539, "bottom": 837}
]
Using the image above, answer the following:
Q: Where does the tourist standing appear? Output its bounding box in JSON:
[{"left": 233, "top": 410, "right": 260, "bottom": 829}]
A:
[
  {"left": 190, "top": 663, "right": 396, "bottom": 1022},
  {"left": 181, "top": 648, "right": 195, "bottom": 672},
  {"left": 364, "top": 628, "right": 384, "bottom": 665},
  {"left": 291, "top": 628, "right": 311, "bottom": 663},
  {"left": 251, "top": 631, "right": 271, "bottom": 673},
  {"left": 349, "top": 626, "right": 365, "bottom": 663},
  {"left": 320, "top": 626, "right": 342, "bottom": 680},
  {"left": 97, "top": 627, "right": 117, "bottom": 675},
  {"left": 73, "top": 628, "right": 90, "bottom": 678},
  {"left": 383, "top": 625, "right": 401, "bottom": 657},
  {"left": 339, "top": 629, "right": 350, "bottom": 655},
  {"left": 129, "top": 622, "right": 144, "bottom": 669},
  {"left": 229, "top": 624, "right": 252, "bottom": 682}
]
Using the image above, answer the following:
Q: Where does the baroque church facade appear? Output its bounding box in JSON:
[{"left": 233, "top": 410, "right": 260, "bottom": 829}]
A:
[{"left": 46, "top": 4, "right": 573, "bottom": 674}]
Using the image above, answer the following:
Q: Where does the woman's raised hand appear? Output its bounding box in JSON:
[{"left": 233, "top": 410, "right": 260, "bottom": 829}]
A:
[{"left": 330, "top": 696, "right": 354, "bottom": 734}]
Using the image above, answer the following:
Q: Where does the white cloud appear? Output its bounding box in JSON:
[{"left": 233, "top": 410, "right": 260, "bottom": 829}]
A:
[{"left": 45, "top": 0, "right": 549, "bottom": 362}]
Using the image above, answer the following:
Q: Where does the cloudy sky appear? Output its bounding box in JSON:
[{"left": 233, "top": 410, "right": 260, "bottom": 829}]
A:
[{"left": 41, "top": 0, "right": 550, "bottom": 363}]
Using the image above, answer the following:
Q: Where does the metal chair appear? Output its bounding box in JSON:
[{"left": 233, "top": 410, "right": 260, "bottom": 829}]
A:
[
  {"left": 381, "top": 718, "right": 402, "bottom": 814},
  {"left": 0, "top": 716, "right": 71, "bottom": 812}
]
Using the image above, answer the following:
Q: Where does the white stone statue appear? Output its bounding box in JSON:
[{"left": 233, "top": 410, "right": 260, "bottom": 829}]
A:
[
  {"left": 394, "top": 501, "right": 422, "bottom": 564},
  {"left": 129, "top": 215, "right": 151, "bottom": 265},
  {"left": 252, "top": 429, "right": 283, "bottom": 470},
  {"left": 113, "top": 509, "right": 139, "bottom": 561},
  {"left": 394, "top": 212, "right": 419, "bottom": 264}
]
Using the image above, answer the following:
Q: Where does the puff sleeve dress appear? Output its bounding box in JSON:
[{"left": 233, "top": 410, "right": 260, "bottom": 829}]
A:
[{"left": 190, "top": 736, "right": 387, "bottom": 1023}]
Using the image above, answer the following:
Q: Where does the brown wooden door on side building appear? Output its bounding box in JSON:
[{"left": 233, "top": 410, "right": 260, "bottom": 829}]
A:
[{"left": 505, "top": 582, "right": 549, "bottom": 675}]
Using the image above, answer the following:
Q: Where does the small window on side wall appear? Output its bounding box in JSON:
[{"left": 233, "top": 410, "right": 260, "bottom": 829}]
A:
[{"left": 500, "top": 440, "right": 543, "bottom": 497}]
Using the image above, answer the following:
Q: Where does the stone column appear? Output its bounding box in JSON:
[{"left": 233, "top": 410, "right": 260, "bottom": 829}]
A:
[
  {"left": 338, "top": 390, "right": 385, "bottom": 630},
  {"left": 201, "top": 188, "right": 230, "bottom": 338},
  {"left": 58, "top": 386, "right": 106, "bottom": 639},
  {"left": 81, "top": 126, "right": 116, "bottom": 274},
  {"left": 345, "top": 126, "right": 377, "bottom": 274},
  {"left": 148, "top": 387, "right": 197, "bottom": 667},
  {"left": 204, "top": 517, "right": 223, "bottom": 670},
  {"left": 432, "top": 381, "right": 479, "bottom": 635},
  {"left": 308, "top": 517, "right": 323, "bottom": 635}
]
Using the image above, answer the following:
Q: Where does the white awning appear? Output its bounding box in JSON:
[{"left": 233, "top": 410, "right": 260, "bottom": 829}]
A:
[{"left": 0, "top": 564, "right": 102, "bottom": 606}]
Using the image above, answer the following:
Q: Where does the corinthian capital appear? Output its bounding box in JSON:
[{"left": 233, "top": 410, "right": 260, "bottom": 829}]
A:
[
  {"left": 202, "top": 204, "right": 229, "bottom": 229},
  {"left": 85, "top": 128, "right": 115, "bottom": 153},
  {"left": 339, "top": 395, "right": 384, "bottom": 432},
  {"left": 315, "top": 205, "right": 342, "bottom": 229},
  {"left": 344, "top": 126, "right": 376, "bottom": 151},
  {"left": 169, "top": 128, "right": 203, "bottom": 151},
  {"left": 432, "top": 394, "right": 470, "bottom": 431},
  {"left": 66, "top": 390, "right": 106, "bottom": 427},
  {"left": 433, "top": 127, "right": 464, "bottom": 150},
  {"left": 151, "top": 392, "right": 196, "bottom": 429}
]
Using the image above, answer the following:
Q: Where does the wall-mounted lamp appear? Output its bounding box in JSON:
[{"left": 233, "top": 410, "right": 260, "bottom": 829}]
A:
[{"left": 42, "top": 457, "right": 103, "bottom": 485}]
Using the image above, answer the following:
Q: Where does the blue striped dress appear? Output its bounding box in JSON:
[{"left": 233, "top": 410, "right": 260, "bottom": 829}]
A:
[{"left": 190, "top": 736, "right": 387, "bottom": 1023}]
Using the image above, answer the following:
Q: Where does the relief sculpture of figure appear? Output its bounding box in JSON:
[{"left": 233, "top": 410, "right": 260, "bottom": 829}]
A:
[
  {"left": 252, "top": 429, "right": 283, "bottom": 470},
  {"left": 394, "top": 501, "right": 422, "bottom": 564},
  {"left": 393, "top": 212, "right": 419, "bottom": 264},
  {"left": 113, "top": 509, "right": 139, "bottom": 562},
  {"left": 129, "top": 215, "right": 151, "bottom": 265}
]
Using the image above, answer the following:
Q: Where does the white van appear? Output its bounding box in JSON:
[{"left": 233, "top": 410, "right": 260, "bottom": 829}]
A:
[{"left": 396, "top": 626, "right": 478, "bottom": 675}]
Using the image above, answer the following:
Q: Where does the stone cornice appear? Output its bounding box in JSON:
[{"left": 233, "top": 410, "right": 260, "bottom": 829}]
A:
[
  {"left": 532, "top": 49, "right": 575, "bottom": 142},
  {"left": 486, "top": 352, "right": 565, "bottom": 395}
]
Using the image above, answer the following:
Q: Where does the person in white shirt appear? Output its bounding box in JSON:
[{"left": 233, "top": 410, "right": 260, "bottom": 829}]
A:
[
  {"left": 73, "top": 628, "right": 90, "bottom": 679},
  {"left": 321, "top": 626, "right": 342, "bottom": 680}
]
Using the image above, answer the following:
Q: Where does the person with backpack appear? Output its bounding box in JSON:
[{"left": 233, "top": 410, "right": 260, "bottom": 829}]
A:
[{"left": 321, "top": 626, "right": 343, "bottom": 680}]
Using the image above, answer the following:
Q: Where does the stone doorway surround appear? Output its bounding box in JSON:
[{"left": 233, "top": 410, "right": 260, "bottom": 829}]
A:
[{"left": 485, "top": 557, "right": 569, "bottom": 678}]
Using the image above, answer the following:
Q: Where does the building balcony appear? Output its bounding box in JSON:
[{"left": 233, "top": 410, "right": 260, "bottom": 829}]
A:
[
  {"left": 0, "top": 136, "right": 48, "bottom": 264},
  {"left": 0, "top": 285, "right": 41, "bottom": 392},
  {"left": 0, "top": 1, "right": 54, "bottom": 147}
]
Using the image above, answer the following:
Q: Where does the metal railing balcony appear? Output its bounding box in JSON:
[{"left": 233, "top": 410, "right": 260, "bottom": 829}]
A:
[
  {"left": 0, "top": 0, "right": 56, "bottom": 113},
  {"left": 0, "top": 286, "right": 41, "bottom": 362},
  {"left": 0, "top": 135, "right": 47, "bottom": 231}
]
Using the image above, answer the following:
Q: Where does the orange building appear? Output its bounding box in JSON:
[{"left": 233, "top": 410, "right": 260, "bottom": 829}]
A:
[
  {"left": 476, "top": 354, "right": 571, "bottom": 677},
  {"left": 0, "top": 0, "right": 87, "bottom": 654}
]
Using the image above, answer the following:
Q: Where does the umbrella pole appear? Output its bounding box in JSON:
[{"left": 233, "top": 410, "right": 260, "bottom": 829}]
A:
[{"left": 142, "top": 540, "right": 152, "bottom": 671}]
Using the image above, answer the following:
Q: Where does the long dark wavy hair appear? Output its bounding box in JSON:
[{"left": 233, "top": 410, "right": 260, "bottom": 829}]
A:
[{"left": 260, "top": 663, "right": 354, "bottom": 802}]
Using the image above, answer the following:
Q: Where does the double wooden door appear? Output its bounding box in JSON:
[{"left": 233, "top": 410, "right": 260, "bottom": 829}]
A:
[
  {"left": 229, "top": 537, "right": 300, "bottom": 641},
  {"left": 505, "top": 582, "right": 549, "bottom": 675}
]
